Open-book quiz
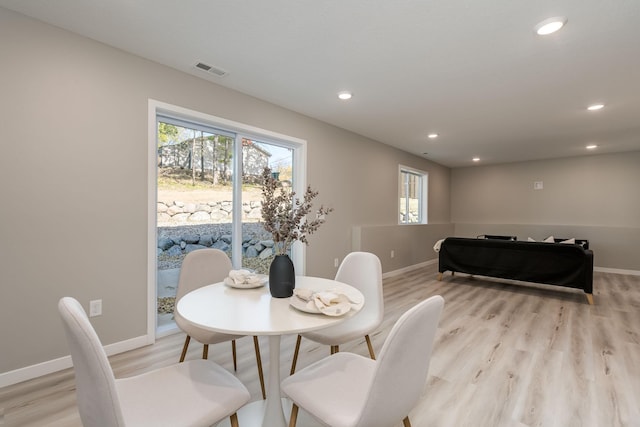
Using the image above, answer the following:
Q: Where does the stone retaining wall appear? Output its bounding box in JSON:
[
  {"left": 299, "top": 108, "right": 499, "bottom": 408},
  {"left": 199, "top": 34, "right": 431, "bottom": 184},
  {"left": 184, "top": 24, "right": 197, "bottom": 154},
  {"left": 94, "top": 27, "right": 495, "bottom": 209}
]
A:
[{"left": 157, "top": 200, "right": 263, "bottom": 224}]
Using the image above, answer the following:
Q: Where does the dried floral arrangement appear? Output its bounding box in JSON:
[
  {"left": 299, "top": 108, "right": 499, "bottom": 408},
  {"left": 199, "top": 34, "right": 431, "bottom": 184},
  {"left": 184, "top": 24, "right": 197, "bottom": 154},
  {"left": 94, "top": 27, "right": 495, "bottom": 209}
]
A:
[{"left": 260, "top": 167, "right": 333, "bottom": 255}]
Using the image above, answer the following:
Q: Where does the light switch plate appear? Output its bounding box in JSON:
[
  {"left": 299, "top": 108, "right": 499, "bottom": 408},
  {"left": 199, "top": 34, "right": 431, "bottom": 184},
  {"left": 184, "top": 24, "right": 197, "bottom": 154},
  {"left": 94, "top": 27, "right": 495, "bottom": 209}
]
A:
[
  {"left": 534, "top": 181, "right": 543, "bottom": 190},
  {"left": 89, "top": 299, "right": 102, "bottom": 317}
]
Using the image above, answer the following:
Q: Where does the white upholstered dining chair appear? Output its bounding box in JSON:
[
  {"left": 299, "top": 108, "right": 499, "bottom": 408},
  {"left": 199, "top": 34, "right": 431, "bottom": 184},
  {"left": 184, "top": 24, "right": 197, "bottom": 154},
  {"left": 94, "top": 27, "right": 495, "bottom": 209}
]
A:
[
  {"left": 290, "top": 251, "right": 384, "bottom": 374},
  {"left": 282, "top": 295, "right": 444, "bottom": 427},
  {"left": 173, "top": 248, "right": 266, "bottom": 399},
  {"left": 58, "top": 297, "right": 250, "bottom": 427}
]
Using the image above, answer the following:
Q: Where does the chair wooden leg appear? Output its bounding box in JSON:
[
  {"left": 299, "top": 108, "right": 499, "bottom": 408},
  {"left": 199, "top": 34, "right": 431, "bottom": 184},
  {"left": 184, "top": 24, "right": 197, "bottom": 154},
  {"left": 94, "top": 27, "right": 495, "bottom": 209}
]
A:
[
  {"left": 289, "top": 403, "right": 299, "bottom": 427},
  {"left": 290, "top": 335, "right": 302, "bottom": 375},
  {"left": 230, "top": 412, "right": 239, "bottom": 427},
  {"left": 179, "top": 335, "right": 191, "bottom": 363},
  {"left": 402, "top": 416, "right": 412, "bottom": 427},
  {"left": 253, "top": 336, "right": 266, "bottom": 399},
  {"left": 202, "top": 344, "right": 209, "bottom": 360},
  {"left": 437, "top": 272, "right": 443, "bottom": 281},
  {"left": 232, "top": 339, "right": 237, "bottom": 371},
  {"left": 331, "top": 345, "right": 339, "bottom": 354},
  {"left": 365, "top": 335, "right": 376, "bottom": 360}
]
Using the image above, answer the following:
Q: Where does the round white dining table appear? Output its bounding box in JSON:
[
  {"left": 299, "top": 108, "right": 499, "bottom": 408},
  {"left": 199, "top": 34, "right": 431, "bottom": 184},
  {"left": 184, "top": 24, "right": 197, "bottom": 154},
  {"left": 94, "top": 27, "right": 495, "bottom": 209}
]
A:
[{"left": 176, "top": 275, "right": 364, "bottom": 427}]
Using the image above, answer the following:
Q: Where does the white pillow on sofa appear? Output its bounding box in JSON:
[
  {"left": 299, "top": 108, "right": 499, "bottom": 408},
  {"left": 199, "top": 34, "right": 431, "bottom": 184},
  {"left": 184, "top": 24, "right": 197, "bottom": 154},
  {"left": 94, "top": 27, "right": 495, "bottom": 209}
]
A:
[
  {"left": 543, "top": 235, "right": 555, "bottom": 243},
  {"left": 560, "top": 238, "right": 576, "bottom": 244},
  {"left": 527, "top": 237, "right": 536, "bottom": 242}
]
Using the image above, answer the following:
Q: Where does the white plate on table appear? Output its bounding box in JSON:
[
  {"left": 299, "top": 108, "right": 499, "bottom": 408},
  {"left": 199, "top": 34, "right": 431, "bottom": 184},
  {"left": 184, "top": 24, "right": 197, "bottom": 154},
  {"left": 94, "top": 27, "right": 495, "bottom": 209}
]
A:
[
  {"left": 224, "top": 274, "right": 268, "bottom": 289},
  {"left": 289, "top": 295, "right": 321, "bottom": 314},
  {"left": 289, "top": 294, "right": 352, "bottom": 316}
]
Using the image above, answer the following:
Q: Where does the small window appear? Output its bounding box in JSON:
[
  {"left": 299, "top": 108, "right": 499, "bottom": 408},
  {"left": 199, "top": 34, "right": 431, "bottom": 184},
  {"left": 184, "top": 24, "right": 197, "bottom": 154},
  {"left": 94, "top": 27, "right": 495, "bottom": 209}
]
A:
[{"left": 399, "top": 166, "right": 427, "bottom": 224}]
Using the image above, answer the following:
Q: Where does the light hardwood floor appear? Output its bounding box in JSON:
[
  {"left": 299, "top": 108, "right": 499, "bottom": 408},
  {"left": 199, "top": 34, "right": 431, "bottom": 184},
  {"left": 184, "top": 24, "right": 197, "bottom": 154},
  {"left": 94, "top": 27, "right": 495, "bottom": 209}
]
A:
[{"left": 1, "top": 264, "right": 639, "bottom": 426}]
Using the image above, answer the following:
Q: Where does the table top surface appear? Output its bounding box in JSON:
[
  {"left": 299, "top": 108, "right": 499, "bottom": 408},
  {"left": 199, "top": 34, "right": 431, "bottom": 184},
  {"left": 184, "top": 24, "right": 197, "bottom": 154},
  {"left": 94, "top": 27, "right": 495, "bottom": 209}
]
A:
[{"left": 176, "top": 276, "right": 364, "bottom": 336}]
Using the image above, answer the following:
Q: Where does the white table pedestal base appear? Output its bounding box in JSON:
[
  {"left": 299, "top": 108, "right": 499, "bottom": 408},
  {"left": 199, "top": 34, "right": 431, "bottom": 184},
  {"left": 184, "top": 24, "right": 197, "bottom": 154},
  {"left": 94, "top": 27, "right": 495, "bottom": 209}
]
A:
[
  {"left": 215, "top": 335, "right": 323, "bottom": 427},
  {"left": 264, "top": 335, "right": 286, "bottom": 426},
  {"left": 215, "top": 398, "right": 323, "bottom": 427}
]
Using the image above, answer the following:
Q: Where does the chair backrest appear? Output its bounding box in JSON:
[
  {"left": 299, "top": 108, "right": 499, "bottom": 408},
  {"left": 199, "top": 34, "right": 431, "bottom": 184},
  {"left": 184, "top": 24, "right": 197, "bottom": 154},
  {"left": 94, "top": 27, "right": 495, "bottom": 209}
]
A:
[
  {"left": 356, "top": 295, "right": 444, "bottom": 427},
  {"left": 58, "top": 297, "right": 125, "bottom": 427},
  {"left": 175, "top": 248, "right": 233, "bottom": 301},
  {"left": 335, "top": 252, "right": 384, "bottom": 327}
]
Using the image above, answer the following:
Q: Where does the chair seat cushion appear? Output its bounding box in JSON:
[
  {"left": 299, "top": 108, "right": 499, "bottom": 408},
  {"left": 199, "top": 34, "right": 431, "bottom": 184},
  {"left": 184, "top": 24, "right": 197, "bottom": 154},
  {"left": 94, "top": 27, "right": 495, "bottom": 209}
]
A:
[
  {"left": 116, "top": 359, "right": 250, "bottom": 427},
  {"left": 301, "top": 324, "right": 371, "bottom": 345},
  {"left": 300, "top": 312, "right": 381, "bottom": 345},
  {"left": 281, "top": 352, "right": 376, "bottom": 427}
]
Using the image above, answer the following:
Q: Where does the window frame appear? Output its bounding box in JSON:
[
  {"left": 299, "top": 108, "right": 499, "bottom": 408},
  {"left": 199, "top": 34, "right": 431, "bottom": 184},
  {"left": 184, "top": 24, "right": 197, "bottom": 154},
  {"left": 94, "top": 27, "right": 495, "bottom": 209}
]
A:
[
  {"left": 148, "top": 99, "right": 307, "bottom": 338},
  {"left": 398, "top": 165, "right": 428, "bottom": 225}
]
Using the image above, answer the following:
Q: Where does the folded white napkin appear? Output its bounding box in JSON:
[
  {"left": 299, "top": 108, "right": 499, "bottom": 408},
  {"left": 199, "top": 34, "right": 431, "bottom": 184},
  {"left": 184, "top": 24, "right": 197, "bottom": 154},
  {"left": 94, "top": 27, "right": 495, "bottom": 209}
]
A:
[
  {"left": 313, "top": 291, "right": 342, "bottom": 308},
  {"left": 293, "top": 288, "right": 351, "bottom": 316},
  {"left": 314, "top": 292, "right": 350, "bottom": 316},
  {"left": 224, "top": 269, "right": 262, "bottom": 287},
  {"left": 293, "top": 288, "right": 314, "bottom": 301}
]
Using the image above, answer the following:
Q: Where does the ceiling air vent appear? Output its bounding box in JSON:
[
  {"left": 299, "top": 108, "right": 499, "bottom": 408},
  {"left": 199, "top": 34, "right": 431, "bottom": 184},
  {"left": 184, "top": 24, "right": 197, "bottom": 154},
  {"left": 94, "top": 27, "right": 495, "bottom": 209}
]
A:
[{"left": 194, "top": 62, "right": 228, "bottom": 77}]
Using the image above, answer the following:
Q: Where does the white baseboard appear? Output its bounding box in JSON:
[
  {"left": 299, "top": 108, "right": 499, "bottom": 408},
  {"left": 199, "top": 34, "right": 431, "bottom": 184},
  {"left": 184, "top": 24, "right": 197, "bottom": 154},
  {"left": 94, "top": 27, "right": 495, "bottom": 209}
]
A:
[
  {"left": 0, "top": 334, "right": 153, "bottom": 388},
  {"left": 382, "top": 260, "right": 640, "bottom": 279},
  {"left": 594, "top": 266, "right": 640, "bottom": 276},
  {"left": 4, "top": 263, "right": 636, "bottom": 389},
  {"left": 382, "top": 258, "right": 640, "bottom": 279},
  {"left": 382, "top": 258, "right": 438, "bottom": 279}
]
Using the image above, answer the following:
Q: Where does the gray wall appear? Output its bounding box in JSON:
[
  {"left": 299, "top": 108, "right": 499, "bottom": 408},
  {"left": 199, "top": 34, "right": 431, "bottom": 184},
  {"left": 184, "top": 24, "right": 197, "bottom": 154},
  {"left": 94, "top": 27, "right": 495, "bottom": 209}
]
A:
[
  {"left": 0, "top": 8, "right": 450, "bottom": 376},
  {"left": 353, "top": 223, "right": 455, "bottom": 272},
  {"left": 3, "top": 6, "right": 637, "bottom": 383},
  {"left": 451, "top": 152, "right": 640, "bottom": 270}
]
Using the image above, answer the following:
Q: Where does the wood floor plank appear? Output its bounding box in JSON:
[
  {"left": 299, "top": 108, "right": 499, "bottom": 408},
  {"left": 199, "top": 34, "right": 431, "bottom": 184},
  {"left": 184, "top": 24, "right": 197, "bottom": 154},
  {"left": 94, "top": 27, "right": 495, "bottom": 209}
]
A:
[
  {"left": 590, "top": 303, "right": 639, "bottom": 427},
  {"left": 1, "top": 267, "right": 639, "bottom": 426}
]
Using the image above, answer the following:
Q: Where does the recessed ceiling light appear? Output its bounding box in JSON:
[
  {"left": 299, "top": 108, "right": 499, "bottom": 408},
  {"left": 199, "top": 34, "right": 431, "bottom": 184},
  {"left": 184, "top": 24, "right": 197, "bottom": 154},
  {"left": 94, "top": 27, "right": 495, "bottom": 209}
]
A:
[
  {"left": 534, "top": 17, "right": 567, "bottom": 35},
  {"left": 587, "top": 104, "right": 604, "bottom": 111},
  {"left": 337, "top": 91, "right": 352, "bottom": 100},
  {"left": 586, "top": 144, "right": 598, "bottom": 150},
  {"left": 472, "top": 157, "right": 480, "bottom": 162},
  {"left": 427, "top": 133, "right": 439, "bottom": 139}
]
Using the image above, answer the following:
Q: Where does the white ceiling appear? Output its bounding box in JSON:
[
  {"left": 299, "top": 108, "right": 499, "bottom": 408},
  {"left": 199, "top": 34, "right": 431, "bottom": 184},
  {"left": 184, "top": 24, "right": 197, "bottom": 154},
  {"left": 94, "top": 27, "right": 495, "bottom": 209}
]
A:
[{"left": 2, "top": 0, "right": 639, "bottom": 167}]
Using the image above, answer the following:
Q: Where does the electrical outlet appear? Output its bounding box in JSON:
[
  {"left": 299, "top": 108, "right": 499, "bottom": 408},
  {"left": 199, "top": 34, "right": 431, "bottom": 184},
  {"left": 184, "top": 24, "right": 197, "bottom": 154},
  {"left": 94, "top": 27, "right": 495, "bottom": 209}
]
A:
[
  {"left": 334, "top": 258, "right": 339, "bottom": 268},
  {"left": 391, "top": 250, "right": 395, "bottom": 258},
  {"left": 534, "top": 181, "right": 543, "bottom": 190},
  {"left": 89, "top": 299, "right": 102, "bottom": 317}
]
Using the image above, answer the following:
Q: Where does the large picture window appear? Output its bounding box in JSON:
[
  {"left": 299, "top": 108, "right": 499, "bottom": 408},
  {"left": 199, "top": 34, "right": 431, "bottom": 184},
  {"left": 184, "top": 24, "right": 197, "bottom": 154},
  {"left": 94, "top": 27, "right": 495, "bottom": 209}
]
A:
[
  {"left": 399, "top": 166, "right": 427, "bottom": 224},
  {"left": 149, "top": 100, "right": 306, "bottom": 336}
]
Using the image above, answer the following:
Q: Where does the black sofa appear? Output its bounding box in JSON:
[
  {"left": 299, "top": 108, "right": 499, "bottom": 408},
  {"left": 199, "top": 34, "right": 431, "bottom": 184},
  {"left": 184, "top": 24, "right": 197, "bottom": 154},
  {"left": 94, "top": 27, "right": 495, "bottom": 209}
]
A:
[{"left": 438, "top": 237, "right": 594, "bottom": 304}]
